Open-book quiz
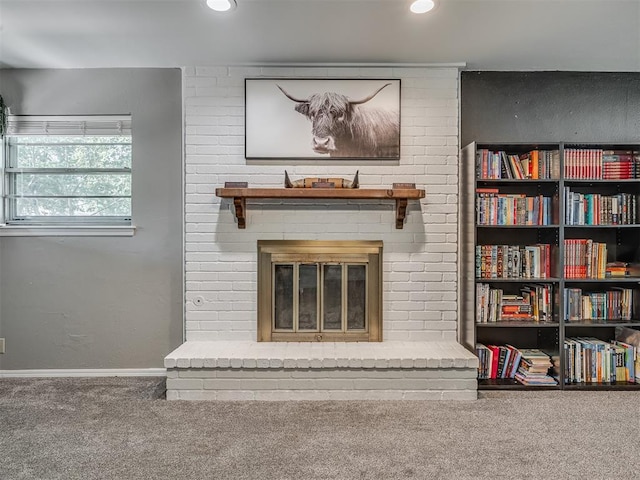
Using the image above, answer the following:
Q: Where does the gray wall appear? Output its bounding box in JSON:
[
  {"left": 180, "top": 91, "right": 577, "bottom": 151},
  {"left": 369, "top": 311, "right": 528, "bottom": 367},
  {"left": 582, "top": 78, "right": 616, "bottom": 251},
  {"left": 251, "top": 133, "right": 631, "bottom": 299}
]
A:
[
  {"left": 461, "top": 71, "right": 640, "bottom": 146},
  {"left": 0, "top": 69, "right": 183, "bottom": 369}
]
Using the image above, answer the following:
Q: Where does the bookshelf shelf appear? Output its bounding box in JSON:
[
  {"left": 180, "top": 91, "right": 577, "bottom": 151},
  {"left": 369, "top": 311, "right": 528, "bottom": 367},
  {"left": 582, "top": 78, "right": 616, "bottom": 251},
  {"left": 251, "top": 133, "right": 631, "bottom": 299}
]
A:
[
  {"left": 563, "top": 382, "right": 640, "bottom": 390},
  {"left": 478, "top": 379, "right": 560, "bottom": 390},
  {"left": 564, "top": 278, "right": 640, "bottom": 284},
  {"left": 475, "top": 278, "right": 561, "bottom": 283},
  {"left": 565, "top": 320, "right": 640, "bottom": 327},
  {"left": 565, "top": 225, "right": 640, "bottom": 229},
  {"left": 565, "top": 179, "right": 640, "bottom": 184},
  {"left": 476, "top": 322, "right": 560, "bottom": 328},
  {"left": 477, "top": 179, "right": 559, "bottom": 185},
  {"left": 475, "top": 225, "right": 560, "bottom": 229},
  {"left": 464, "top": 141, "right": 640, "bottom": 390}
]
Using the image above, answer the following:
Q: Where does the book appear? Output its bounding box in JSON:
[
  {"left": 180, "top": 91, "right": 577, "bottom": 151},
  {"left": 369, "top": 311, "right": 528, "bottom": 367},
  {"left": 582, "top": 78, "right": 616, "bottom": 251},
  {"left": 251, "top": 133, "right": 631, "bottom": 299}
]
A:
[
  {"left": 502, "top": 344, "right": 520, "bottom": 378},
  {"left": 476, "top": 344, "right": 491, "bottom": 379},
  {"left": 488, "top": 345, "right": 501, "bottom": 379},
  {"left": 497, "top": 347, "right": 508, "bottom": 378}
]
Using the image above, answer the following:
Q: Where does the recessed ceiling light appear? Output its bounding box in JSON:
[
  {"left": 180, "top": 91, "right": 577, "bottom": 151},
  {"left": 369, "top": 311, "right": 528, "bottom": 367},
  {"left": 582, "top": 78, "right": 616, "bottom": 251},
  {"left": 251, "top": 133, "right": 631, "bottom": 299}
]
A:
[
  {"left": 206, "top": 0, "right": 237, "bottom": 12},
  {"left": 410, "top": 0, "right": 436, "bottom": 14}
]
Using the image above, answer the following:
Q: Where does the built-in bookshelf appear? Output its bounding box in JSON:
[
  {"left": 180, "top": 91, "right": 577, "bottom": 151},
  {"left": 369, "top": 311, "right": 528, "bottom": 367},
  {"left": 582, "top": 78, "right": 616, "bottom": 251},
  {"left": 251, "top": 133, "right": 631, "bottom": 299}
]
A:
[{"left": 462, "top": 142, "right": 640, "bottom": 390}]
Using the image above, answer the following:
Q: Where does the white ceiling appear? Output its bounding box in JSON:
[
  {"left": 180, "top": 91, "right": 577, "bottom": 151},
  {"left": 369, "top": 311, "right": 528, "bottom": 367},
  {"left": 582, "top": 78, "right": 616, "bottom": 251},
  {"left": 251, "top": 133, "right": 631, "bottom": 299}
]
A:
[{"left": 1, "top": 0, "right": 639, "bottom": 71}]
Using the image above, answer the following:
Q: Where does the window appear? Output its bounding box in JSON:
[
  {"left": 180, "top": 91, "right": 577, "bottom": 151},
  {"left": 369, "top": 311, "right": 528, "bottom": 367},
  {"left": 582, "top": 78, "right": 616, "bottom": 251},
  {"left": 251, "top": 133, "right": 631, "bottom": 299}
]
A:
[{"left": 2, "top": 116, "right": 132, "bottom": 226}]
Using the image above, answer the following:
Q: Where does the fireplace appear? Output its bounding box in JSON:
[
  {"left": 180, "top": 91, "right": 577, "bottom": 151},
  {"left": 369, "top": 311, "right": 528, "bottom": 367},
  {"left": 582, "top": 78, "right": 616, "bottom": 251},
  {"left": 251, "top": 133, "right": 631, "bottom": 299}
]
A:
[
  {"left": 257, "top": 240, "right": 383, "bottom": 342},
  {"left": 165, "top": 66, "right": 480, "bottom": 400}
]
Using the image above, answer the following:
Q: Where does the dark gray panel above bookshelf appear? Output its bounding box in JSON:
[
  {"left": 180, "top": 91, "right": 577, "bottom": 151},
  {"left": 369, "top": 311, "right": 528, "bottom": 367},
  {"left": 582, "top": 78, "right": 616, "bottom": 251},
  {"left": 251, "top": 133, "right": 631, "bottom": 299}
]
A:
[{"left": 460, "top": 72, "right": 640, "bottom": 147}]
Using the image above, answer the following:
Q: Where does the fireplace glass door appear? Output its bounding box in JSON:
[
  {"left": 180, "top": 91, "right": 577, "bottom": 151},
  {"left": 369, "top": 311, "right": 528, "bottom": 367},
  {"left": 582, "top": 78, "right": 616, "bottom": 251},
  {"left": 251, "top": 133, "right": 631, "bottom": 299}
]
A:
[{"left": 273, "top": 263, "right": 367, "bottom": 334}]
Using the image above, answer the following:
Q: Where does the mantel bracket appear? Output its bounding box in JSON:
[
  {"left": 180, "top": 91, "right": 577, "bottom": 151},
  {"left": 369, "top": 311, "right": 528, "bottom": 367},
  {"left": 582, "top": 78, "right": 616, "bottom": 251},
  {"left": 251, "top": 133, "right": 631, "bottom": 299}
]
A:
[
  {"left": 395, "top": 198, "right": 408, "bottom": 229},
  {"left": 233, "top": 197, "right": 246, "bottom": 229}
]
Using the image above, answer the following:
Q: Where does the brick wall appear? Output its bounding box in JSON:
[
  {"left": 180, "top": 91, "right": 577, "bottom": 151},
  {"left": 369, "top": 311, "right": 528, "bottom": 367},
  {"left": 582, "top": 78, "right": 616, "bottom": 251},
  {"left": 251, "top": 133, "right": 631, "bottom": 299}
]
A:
[{"left": 184, "top": 66, "right": 460, "bottom": 342}]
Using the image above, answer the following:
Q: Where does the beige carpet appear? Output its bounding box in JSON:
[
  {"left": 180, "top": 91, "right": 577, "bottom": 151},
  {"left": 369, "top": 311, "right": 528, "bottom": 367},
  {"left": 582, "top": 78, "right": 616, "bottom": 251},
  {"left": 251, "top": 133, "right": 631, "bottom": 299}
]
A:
[{"left": 1, "top": 377, "right": 638, "bottom": 480}]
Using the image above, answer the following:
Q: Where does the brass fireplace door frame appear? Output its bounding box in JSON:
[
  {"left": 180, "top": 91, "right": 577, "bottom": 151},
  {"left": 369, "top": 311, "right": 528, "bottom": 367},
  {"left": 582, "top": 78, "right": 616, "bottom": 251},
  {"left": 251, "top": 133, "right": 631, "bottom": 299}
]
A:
[{"left": 257, "top": 240, "right": 383, "bottom": 342}]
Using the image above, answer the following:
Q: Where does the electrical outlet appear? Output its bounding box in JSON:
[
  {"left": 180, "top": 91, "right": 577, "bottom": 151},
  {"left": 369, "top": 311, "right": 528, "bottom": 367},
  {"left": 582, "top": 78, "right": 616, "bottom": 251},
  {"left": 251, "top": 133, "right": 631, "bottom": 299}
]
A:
[{"left": 0, "top": 338, "right": 4, "bottom": 354}]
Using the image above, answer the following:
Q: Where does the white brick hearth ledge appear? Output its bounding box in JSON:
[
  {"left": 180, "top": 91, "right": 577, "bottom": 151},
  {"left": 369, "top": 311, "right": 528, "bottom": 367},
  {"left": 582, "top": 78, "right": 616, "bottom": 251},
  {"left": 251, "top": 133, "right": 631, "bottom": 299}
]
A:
[{"left": 165, "top": 341, "right": 478, "bottom": 401}]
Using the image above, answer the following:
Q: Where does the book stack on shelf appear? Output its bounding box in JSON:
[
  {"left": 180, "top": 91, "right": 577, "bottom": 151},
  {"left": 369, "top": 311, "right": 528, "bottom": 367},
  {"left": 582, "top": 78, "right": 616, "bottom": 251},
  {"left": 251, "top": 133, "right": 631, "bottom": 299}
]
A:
[
  {"left": 514, "top": 349, "right": 558, "bottom": 386},
  {"left": 606, "top": 262, "right": 640, "bottom": 278},
  {"left": 466, "top": 141, "right": 640, "bottom": 390},
  {"left": 603, "top": 150, "right": 640, "bottom": 179}
]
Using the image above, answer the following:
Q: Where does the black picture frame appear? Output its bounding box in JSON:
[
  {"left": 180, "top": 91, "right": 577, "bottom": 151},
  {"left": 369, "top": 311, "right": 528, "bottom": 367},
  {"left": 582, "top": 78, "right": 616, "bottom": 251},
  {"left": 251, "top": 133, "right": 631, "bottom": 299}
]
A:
[{"left": 245, "top": 78, "right": 401, "bottom": 160}]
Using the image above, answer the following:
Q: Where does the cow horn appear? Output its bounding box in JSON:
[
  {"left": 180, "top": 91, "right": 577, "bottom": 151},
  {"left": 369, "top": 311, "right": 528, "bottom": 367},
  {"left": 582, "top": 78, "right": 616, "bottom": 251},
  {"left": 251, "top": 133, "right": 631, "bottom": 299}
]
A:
[
  {"left": 349, "top": 82, "right": 392, "bottom": 105},
  {"left": 351, "top": 170, "right": 359, "bottom": 189},
  {"left": 276, "top": 85, "right": 309, "bottom": 103},
  {"left": 284, "top": 170, "right": 293, "bottom": 188}
]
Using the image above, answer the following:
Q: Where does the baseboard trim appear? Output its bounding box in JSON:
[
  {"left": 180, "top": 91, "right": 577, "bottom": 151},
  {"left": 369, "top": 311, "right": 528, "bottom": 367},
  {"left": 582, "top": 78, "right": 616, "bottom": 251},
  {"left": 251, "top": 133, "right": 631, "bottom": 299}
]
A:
[{"left": 0, "top": 368, "right": 167, "bottom": 378}]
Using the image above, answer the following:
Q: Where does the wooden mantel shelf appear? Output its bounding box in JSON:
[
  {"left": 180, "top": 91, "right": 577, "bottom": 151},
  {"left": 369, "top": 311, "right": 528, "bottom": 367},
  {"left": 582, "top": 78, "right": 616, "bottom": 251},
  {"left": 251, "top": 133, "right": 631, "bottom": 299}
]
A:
[{"left": 215, "top": 187, "right": 426, "bottom": 229}]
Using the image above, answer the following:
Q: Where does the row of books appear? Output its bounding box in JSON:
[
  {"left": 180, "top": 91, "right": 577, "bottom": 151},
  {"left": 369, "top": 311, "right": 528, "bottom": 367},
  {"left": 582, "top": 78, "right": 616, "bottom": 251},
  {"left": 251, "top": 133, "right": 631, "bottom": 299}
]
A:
[
  {"left": 476, "top": 148, "right": 640, "bottom": 180},
  {"left": 476, "top": 149, "right": 560, "bottom": 180},
  {"left": 564, "top": 188, "right": 638, "bottom": 225},
  {"left": 475, "top": 244, "right": 553, "bottom": 279},
  {"left": 477, "top": 238, "right": 635, "bottom": 279},
  {"left": 476, "top": 190, "right": 554, "bottom": 225},
  {"left": 563, "top": 239, "right": 607, "bottom": 279},
  {"left": 564, "top": 149, "right": 640, "bottom": 179},
  {"left": 564, "top": 336, "right": 639, "bottom": 384},
  {"left": 564, "top": 287, "right": 635, "bottom": 322},
  {"left": 476, "top": 283, "right": 553, "bottom": 323},
  {"left": 476, "top": 345, "right": 558, "bottom": 385}
]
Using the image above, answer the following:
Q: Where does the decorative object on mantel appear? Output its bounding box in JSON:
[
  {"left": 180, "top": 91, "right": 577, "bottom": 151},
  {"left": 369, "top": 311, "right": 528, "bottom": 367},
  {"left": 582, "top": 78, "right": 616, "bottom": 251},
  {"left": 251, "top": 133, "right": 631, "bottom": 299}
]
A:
[
  {"left": 224, "top": 181, "right": 248, "bottom": 188},
  {"left": 215, "top": 185, "right": 425, "bottom": 230},
  {"left": 284, "top": 170, "right": 359, "bottom": 189}
]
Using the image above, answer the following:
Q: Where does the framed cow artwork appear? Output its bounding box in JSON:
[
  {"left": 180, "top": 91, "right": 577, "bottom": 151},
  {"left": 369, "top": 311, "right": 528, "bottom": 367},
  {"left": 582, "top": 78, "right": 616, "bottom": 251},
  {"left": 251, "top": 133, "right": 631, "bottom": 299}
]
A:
[{"left": 245, "top": 78, "right": 401, "bottom": 160}]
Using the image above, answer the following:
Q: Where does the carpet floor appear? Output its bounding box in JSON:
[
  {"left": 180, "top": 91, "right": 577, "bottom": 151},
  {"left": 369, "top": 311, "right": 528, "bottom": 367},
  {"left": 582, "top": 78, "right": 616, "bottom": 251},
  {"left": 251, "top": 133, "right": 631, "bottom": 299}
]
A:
[{"left": 1, "top": 377, "right": 638, "bottom": 480}]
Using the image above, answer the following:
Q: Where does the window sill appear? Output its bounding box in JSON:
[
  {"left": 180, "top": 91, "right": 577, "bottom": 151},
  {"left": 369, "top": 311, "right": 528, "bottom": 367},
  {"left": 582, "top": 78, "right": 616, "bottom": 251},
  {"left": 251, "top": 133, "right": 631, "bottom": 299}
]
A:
[{"left": 0, "top": 225, "right": 137, "bottom": 237}]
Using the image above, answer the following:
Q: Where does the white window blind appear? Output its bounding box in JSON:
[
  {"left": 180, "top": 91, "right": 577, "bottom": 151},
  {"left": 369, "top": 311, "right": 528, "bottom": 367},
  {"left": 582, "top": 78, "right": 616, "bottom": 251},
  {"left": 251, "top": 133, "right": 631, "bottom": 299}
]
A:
[{"left": 6, "top": 116, "right": 132, "bottom": 136}]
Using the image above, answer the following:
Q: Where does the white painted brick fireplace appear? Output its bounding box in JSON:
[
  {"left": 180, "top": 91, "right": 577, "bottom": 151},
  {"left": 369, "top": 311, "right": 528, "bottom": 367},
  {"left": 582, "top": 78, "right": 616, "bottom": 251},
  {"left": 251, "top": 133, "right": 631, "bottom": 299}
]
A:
[{"left": 165, "top": 65, "right": 478, "bottom": 400}]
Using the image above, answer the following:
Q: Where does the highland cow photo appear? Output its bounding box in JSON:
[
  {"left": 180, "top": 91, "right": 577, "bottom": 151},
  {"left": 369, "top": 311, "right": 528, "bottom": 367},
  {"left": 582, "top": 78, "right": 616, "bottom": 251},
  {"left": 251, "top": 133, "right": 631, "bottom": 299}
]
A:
[{"left": 245, "top": 78, "right": 401, "bottom": 160}]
